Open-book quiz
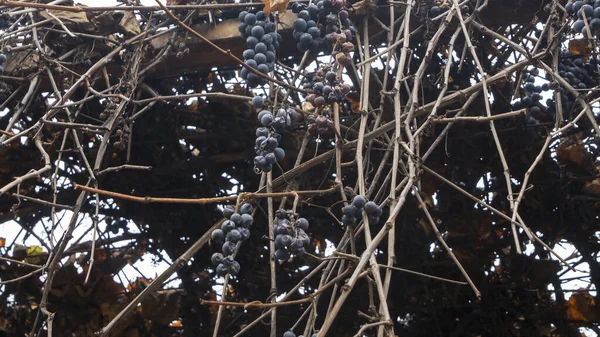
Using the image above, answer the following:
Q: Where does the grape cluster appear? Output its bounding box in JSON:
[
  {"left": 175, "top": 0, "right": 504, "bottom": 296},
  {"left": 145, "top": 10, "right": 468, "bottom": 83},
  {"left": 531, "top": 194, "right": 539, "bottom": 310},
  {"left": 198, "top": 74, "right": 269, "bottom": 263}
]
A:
[
  {"left": 253, "top": 96, "right": 296, "bottom": 173},
  {"left": 556, "top": 52, "right": 598, "bottom": 90},
  {"left": 0, "top": 16, "right": 8, "bottom": 30},
  {"left": 238, "top": 11, "right": 281, "bottom": 87},
  {"left": 547, "top": 52, "right": 600, "bottom": 118},
  {"left": 307, "top": 113, "right": 333, "bottom": 136},
  {"left": 511, "top": 68, "right": 547, "bottom": 119},
  {"left": 304, "top": 64, "right": 351, "bottom": 108},
  {"left": 341, "top": 195, "right": 383, "bottom": 226},
  {"left": 273, "top": 209, "right": 311, "bottom": 261},
  {"left": 300, "top": 65, "right": 352, "bottom": 135},
  {"left": 291, "top": 0, "right": 354, "bottom": 56},
  {"left": 0, "top": 53, "right": 6, "bottom": 74},
  {"left": 512, "top": 51, "right": 600, "bottom": 123},
  {"left": 566, "top": 0, "right": 600, "bottom": 37},
  {"left": 210, "top": 203, "right": 254, "bottom": 277}
]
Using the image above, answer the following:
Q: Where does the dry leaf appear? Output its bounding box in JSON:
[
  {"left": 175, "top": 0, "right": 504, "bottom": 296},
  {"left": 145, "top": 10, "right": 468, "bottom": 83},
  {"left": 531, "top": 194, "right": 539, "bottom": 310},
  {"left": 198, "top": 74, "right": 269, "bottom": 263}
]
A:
[
  {"left": 25, "top": 246, "right": 42, "bottom": 257},
  {"left": 568, "top": 39, "right": 593, "bottom": 58},
  {"left": 566, "top": 291, "right": 600, "bottom": 323},
  {"left": 584, "top": 179, "right": 600, "bottom": 195},
  {"left": 94, "top": 248, "right": 107, "bottom": 261},
  {"left": 39, "top": 10, "right": 95, "bottom": 32},
  {"left": 263, "top": 0, "right": 289, "bottom": 15},
  {"left": 188, "top": 100, "right": 199, "bottom": 112},
  {"left": 345, "top": 92, "right": 361, "bottom": 111},
  {"left": 302, "top": 101, "right": 315, "bottom": 112},
  {"left": 556, "top": 138, "right": 587, "bottom": 167},
  {"left": 0, "top": 238, "right": 5, "bottom": 248},
  {"left": 352, "top": 0, "right": 377, "bottom": 15},
  {"left": 118, "top": 11, "right": 141, "bottom": 36}
]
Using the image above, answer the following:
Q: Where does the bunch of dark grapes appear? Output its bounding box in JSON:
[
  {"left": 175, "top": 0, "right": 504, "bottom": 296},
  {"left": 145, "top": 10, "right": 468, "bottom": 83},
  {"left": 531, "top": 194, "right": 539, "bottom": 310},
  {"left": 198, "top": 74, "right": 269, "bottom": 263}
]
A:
[
  {"left": 342, "top": 195, "right": 383, "bottom": 226},
  {"left": 0, "top": 15, "right": 9, "bottom": 30},
  {"left": 513, "top": 51, "right": 600, "bottom": 123},
  {"left": 300, "top": 64, "right": 351, "bottom": 135},
  {"left": 0, "top": 53, "right": 5, "bottom": 74},
  {"left": 238, "top": 10, "right": 281, "bottom": 87},
  {"left": 556, "top": 52, "right": 598, "bottom": 91},
  {"left": 291, "top": 0, "right": 354, "bottom": 55},
  {"left": 304, "top": 64, "right": 351, "bottom": 108},
  {"left": 549, "top": 52, "right": 600, "bottom": 118},
  {"left": 307, "top": 113, "right": 333, "bottom": 136},
  {"left": 273, "top": 209, "right": 311, "bottom": 261},
  {"left": 511, "top": 68, "right": 547, "bottom": 119},
  {"left": 252, "top": 96, "right": 295, "bottom": 173},
  {"left": 210, "top": 203, "right": 254, "bottom": 277},
  {"left": 566, "top": 0, "right": 600, "bottom": 37}
]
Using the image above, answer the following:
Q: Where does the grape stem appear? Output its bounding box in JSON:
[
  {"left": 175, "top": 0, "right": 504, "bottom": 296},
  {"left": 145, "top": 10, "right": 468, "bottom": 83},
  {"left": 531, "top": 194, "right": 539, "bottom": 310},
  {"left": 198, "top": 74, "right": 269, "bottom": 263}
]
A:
[
  {"left": 73, "top": 183, "right": 340, "bottom": 204},
  {"left": 200, "top": 266, "right": 352, "bottom": 308}
]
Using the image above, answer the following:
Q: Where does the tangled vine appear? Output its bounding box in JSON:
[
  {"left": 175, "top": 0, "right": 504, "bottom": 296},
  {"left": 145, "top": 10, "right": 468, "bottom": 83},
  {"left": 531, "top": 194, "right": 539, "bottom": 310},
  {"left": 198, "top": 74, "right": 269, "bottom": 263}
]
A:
[{"left": 0, "top": 0, "right": 599, "bottom": 336}]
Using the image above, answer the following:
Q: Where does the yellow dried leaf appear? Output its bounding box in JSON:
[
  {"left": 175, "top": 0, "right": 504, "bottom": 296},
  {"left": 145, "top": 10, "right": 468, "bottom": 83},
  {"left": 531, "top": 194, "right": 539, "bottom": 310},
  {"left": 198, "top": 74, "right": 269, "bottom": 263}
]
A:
[
  {"left": 0, "top": 238, "right": 5, "bottom": 248},
  {"left": 302, "top": 101, "right": 315, "bottom": 112},
  {"left": 262, "top": 0, "right": 289, "bottom": 15},
  {"left": 26, "top": 246, "right": 42, "bottom": 257},
  {"left": 25, "top": 245, "right": 44, "bottom": 264}
]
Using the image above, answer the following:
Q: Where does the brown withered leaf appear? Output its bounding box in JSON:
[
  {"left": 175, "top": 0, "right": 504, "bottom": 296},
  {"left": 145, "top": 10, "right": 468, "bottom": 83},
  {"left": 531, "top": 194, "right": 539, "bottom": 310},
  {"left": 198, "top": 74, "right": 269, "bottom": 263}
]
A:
[
  {"left": 566, "top": 291, "right": 600, "bottom": 323},
  {"left": 263, "top": 0, "right": 289, "bottom": 15},
  {"left": 352, "top": 0, "right": 377, "bottom": 16},
  {"left": 583, "top": 179, "right": 600, "bottom": 195},
  {"left": 118, "top": 11, "right": 141, "bottom": 36},
  {"left": 568, "top": 39, "right": 593, "bottom": 59},
  {"left": 39, "top": 10, "right": 95, "bottom": 32},
  {"left": 556, "top": 134, "right": 589, "bottom": 168}
]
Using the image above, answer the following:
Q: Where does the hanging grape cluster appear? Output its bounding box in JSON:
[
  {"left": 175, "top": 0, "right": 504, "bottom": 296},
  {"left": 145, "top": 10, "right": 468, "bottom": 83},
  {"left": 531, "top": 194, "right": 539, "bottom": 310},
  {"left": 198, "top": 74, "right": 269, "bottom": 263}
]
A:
[
  {"left": 291, "top": 0, "right": 354, "bottom": 56},
  {"left": 341, "top": 195, "right": 383, "bottom": 226},
  {"left": 566, "top": 0, "right": 600, "bottom": 37},
  {"left": 550, "top": 51, "right": 600, "bottom": 117},
  {"left": 0, "top": 15, "right": 8, "bottom": 30},
  {"left": 252, "top": 96, "right": 294, "bottom": 173},
  {"left": 0, "top": 53, "right": 6, "bottom": 74},
  {"left": 238, "top": 10, "right": 281, "bottom": 87},
  {"left": 307, "top": 113, "right": 333, "bottom": 136},
  {"left": 210, "top": 204, "right": 254, "bottom": 277},
  {"left": 304, "top": 64, "right": 351, "bottom": 108},
  {"left": 274, "top": 209, "right": 311, "bottom": 261},
  {"left": 512, "top": 51, "right": 600, "bottom": 124},
  {"left": 300, "top": 64, "right": 353, "bottom": 136},
  {"left": 511, "top": 68, "right": 547, "bottom": 119}
]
